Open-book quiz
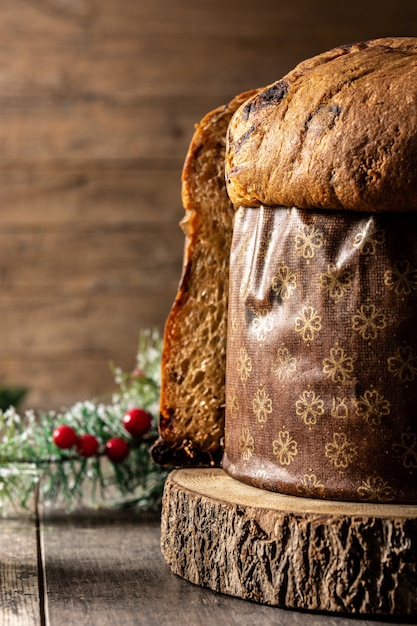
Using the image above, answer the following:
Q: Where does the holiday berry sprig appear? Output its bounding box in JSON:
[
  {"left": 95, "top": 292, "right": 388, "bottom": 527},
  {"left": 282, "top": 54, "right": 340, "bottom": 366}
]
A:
[
  {"left": 0, "top": 329, "right": 168, "bottom": 514},
  {"left": 52, "top": 407, "right": 153, "bottom": 462}
]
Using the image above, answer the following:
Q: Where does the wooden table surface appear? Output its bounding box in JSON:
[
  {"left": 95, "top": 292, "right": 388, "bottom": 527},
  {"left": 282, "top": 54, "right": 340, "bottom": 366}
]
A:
[{"left": 1, "top": 505, "right": 416, "bottom": 626}]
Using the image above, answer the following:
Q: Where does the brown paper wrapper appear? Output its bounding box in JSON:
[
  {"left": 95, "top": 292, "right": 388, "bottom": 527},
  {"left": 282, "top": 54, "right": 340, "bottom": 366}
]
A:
[{"left": 223, "top": 206, "right": 417, "bottom": 503}]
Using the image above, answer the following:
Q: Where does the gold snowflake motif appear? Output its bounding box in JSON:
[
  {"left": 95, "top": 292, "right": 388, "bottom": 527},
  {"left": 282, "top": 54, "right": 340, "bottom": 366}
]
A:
[
  {"left": 319, "top": 263, "right": 352, "bottom": 300},
  {"left": 251, "top": 312, "right": 274, "bottom": 342},
  {"left": 236, "top": 231, "right": 253, "bottom": 267},
  {"left": 384, "top": 258, "right": 417, "bottom": 296},
  {"left": 354, "top": 389, "right": 391, "bottom": 426},
  {"left": 331, "top": 397, "right": 349, "bottom": 419},
  {"left": 352, "top": 221, "right": 385, "bottom": 255},
  {"left": 273, "top": 347, "right": 296, "bottom": 381},
  {"left": 230, "top": 311, "right": 239, "bottom": 335},
  {"left": 325, "top": 432, "right": 357, "bottom": 469},
  {"left": 351, "top": 303, "right": 387, "bottom": 341},
  {"left": 272, "top": 430, "right": 298, "bottom": 466},
  {"left": 236, "top": 346, "right": 252, "bottom": 382},
  {"left": 357, "top": 475, "right": 395, "bottom": 502},
  {"left": 296, "top": 473, "right": 325, "bottom": 497},
  {"left": 227, "top": 387, "right": 239, "bottom": 420},
  {"left": 239, "top": 427, "right": 255, "bottom": 462},
  {"left": 392, "top": 432, "right": 417, "bottom": 468},
  {"left": 295, "top": 223, "right": 324, "bottom": 259},
  {"left": 322, "top": 346, "right": 354, "bottom": 383},
  {"left": 294, "top": 306, "right": 322, "bottom": 342},
  {"left": 252, "top": 387, "right": 273, "bottom": 423},
  {"left": 252, "top": 467, "right": 276, "bottom": 491},
  {"left": 295, "top": 390, "right": 324, "bottom": 425},
  {"left": 271, "top": 264, "right": 297, "bottom": 301},
  {"left": 387, "top": 345, "right": 417, "bottom": 382}
]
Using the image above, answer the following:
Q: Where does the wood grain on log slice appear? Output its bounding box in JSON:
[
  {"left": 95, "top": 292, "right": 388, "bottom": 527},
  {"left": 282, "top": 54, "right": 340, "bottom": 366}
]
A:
[{"left": 161, "top": 468, "right": 417, "bottom": 616}]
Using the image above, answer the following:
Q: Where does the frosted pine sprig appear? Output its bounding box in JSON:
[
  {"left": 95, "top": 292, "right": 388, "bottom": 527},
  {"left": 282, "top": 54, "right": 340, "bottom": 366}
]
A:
[{"left": 0, "top": 329, "right": 167, "bottom": 515}]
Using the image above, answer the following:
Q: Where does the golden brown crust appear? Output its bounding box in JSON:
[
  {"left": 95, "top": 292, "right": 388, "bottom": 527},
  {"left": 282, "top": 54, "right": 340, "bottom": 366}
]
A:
[
  {"left": 151, "top": 90, "right": 258, "bottom": 467},
  {"left": 226, "top": 37, "right": 417, "bottom": 212}
]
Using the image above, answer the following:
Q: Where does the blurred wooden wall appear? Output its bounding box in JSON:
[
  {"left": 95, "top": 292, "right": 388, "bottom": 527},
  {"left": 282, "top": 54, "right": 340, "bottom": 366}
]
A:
[{"left": 0, "top": 0, "right": 416, "bottom": 411}]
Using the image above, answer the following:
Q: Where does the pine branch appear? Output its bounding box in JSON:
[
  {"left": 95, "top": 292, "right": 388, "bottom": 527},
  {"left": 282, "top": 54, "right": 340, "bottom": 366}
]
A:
[{"left": 0, "top": 328, "right": 168, "bottom": 515}]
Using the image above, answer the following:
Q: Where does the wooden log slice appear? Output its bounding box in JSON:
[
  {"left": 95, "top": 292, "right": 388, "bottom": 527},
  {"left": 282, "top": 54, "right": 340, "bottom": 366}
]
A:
[{"left": 161, "top": 468, "right": 417, "bottom": 615}]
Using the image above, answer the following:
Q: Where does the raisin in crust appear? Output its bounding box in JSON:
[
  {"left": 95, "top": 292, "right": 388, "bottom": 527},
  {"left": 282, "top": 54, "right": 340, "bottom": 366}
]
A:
[
  {"left": 151, "top": 90, "right": 258, "bottom": 467},
  {"left": 226, "top": 37, "right": 417, "bottom": 212}
]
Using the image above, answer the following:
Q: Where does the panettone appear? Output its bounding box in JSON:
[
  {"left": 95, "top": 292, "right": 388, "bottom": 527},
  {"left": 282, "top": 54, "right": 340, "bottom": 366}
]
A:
[{"left": 153, "top": 37, "right": 417, "bottom": 503}]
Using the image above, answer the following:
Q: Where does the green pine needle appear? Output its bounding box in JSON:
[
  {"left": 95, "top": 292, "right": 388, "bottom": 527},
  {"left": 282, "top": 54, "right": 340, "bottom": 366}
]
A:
[{"left": 0, "top": 329, "right": 168, "bottom": 515}]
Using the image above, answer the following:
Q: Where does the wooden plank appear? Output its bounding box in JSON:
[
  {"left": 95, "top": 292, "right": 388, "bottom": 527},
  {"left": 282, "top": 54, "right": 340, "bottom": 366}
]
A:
[
  {"left": 0, "top": 164, "right": 184, "bottom": 411},
  {"left": 0, "top": 38, "right": 303, "bottom": 102},
  {"left": 0, "top": 4, "right": 413, "bottom": 106},
  {"left": 39, "top": 508, "right": 397, "bottom": 626},
  {"left": 0, "top": 518, "right": 40, "bottom": 626},
  {"left": 0, "top": 22, "right": 416, "bottom": 107},
  {"left": 0, "top": 0, "right": 414, "bottom": 41},
  {"left": 0, "top": 168, "right": 183, "bottom": 227},
  {"left": 88, "top": 0, "right": 417, "bottom": 41},
  {"left": 0, "top": 351, "right": 143, "bottom": 411},
  {"left": 0, "top": 288, "right": 175, "bottom": 411},
  {"left": 0, "top": 100, "right": 214, "bottom": 164},
  {"left": 0, "top": 227, "right": 184, "bottom": 295},
  {"left": 0, "top": 293, "right": 174, "bottom": 352}
]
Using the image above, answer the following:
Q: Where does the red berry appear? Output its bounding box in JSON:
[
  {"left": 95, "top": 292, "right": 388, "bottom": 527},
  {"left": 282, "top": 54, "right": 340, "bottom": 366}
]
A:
[
  {"left": 105, "top": 437, "right": 129, "bottom": 463},
  {"left": 53, "top": 424, "right": 78, "bottom": 449},
  {"left": 123, "top": 408, "right": 152, "bottom": 438},
  {"left": 76, "top": 433, "right": 99, "bottom": 458}
]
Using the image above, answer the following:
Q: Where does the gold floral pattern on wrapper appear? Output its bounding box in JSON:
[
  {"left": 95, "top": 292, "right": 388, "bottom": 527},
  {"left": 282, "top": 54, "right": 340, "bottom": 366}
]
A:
[{"left": 223, "top": 206, "right": 417, "bottom": 503}]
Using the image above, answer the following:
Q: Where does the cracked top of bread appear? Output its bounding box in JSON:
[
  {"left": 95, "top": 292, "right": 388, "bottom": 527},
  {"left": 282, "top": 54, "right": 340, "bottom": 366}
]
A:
[{"left": 225, "top": 37, "right": 417, "bottom": 213}]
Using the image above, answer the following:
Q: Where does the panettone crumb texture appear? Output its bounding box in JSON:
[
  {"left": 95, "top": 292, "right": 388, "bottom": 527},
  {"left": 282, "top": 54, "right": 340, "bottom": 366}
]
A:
[{"left": 151, "top": 91, "right": 258, "bottom": 466}]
